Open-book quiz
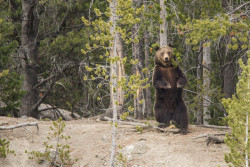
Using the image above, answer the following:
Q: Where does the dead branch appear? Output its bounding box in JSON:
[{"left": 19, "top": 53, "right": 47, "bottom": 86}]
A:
[
  {"left": 198, "top": 124, "right": 230, "bottom": 129},
  {"left": 192, "top": 132, "right": 227, "bottom": 139},
  {"left": 0, "top": 122, "right": 8, "bottom": 126},
  {"left": 103, "top": 117, "right": 180, "bottom": 133},
  {"left": 206, "top": 134, "right": 225, "bottom": 146},
  {"left": 126, "top": 116, "right": 142, "bottom": 123},
  {"left": 22, "top": 126, "right": 34, "bottom": 142},
  {"left": 32, "top": 62, "right": 75, "bottom": 112},
  {"left": 227, "top": 2, "right": 250, "bottom": 15},
  {"left": 55, "top": 108, "right": 67, "bottom": 121},
  {"left": 103, "top": 116, "right": 147, "bottom": 127},
  {"left": 0, "top": 122, "right": 39, "bottom": 134}
]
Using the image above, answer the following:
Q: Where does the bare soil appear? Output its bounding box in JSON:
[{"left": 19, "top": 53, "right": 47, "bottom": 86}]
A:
[{"left": 0, "top": 116, "right": 229, "bottom": 167}]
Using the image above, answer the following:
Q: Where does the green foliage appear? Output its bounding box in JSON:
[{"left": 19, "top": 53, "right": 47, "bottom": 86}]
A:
[
  {"left": 120, "top": 112, "right": 129, "bottom": 120},
  {"left": 0, "top": 12, "right": 24, "bottom": 116},
  {"left": 82, "top": 0, "right": 150, "bottom": 115},
  {"left": 25, "top": 118, "right": 75, "bottom": 166},
  {"left": 0, "top": 70, "right": 25, "bottom": 116},
  {"left": 116, "top": 145, "right": 127, "bottom": 167},
  {"left": 222, "top": 53, "right": 250, "bottom": 167},
  {"left": 116, "top": 152, "right": 127, "bottom": 167},
  {"left": 181, "top": 15, "right": 249, "bottom": 51},
  {"left": 136, "top": 126, "right": 143, "bottom": 133},
  {"left": 0, "top": 138, "right": 16, "bottom": 158}
]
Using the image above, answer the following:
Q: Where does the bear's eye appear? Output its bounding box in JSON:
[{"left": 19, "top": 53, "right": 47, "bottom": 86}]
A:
[
  {"left": 167, "top": 52, "right": 171, "bottom": 55},
  {"left": 161, "top": 53, "right": 164, "bottom": 56}
]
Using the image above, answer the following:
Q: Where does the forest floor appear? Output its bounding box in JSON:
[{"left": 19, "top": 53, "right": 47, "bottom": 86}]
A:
[{"left": 0, "top": 116, "right": 229, "bottom": 167}]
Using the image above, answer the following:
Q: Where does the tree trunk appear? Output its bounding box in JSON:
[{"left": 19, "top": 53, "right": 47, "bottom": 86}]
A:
[
  {"left": 202, "top": 43, "right": 211, "bottom": 125},
  {"left": 19, "top": 0, "right": 39, "bottom": 118},
  {"left": 132, "top": 0, "right": 144, "bottom": 119},
  {"left": 144, "top": 30, "right": 151, "bottom": 118},
  {"left": 223, "top": 62, "right": 235, "bottom": 98},
  {"left": 197, "top": 46, "right": 203, "bottom": 125},
  {"left": 159, "top": 0, "right": 168, "bottom": 46},
  {"left": 106, "top": 0, "right": 124, "bottom": 118},
  {"left": 108, "top": 1, "right": 120, "bottom": 166}
]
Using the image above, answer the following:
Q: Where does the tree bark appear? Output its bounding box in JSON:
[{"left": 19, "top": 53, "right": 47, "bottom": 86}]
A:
[
  {"left": 108, "top": 0, "right": 119, "bottom": 166},
  {"left": 223, "top": 62, "right": 235, "bottom": 98},
  {"left": 222, "top": 1, "right": 235, "bottom": 100},
  {"left": 106, "top": 0, "right": 125, "bottom": 118},
  {"left": 159, "top": 0, "right": 168, "bottom": 46},
  {"left": 197, "top": 47, "right": 203, "bottom": 125},
  {"left": 19, "top": 0, "right": 39, "bottom": 118},
  {"left": 132, "top": 0, "right": 144, "bottom": 119},
  {"left": 144, "top": 29, "right": 151, "bottom": 118},
  {"left": 202, "top": 43, "right": 211, "bottom": 125}
]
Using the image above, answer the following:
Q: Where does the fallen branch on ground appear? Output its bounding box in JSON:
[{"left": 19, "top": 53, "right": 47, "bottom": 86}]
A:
[
  {"left": 198, "top": 124, "right": 230, "bottom": 129},
  {"left": 103, "top": 117, "right": 180, "bottom": 133},
  {"left": 191, "top": 132, "right": 227, "bottom": 139},
  {"left": 192, "top": 133, "right": 226, "bottom": 145},
  {"left": 0, "top": 122, "right": 8, "bottom": 126},
  {"left": 206, "top": 134, "right": 225, "bottom": 146},
  {"left": 0, "top": 122, "right": 39, "bottom": 134}
]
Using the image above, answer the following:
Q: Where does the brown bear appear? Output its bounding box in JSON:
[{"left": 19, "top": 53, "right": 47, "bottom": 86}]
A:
[{"left": 152, "top": 45, "right": 188, "bottom": 133}]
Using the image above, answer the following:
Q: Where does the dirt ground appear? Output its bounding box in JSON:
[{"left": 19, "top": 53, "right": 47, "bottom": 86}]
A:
[{"left": 0, "top": 116, "right": 229, "bottom": 167}]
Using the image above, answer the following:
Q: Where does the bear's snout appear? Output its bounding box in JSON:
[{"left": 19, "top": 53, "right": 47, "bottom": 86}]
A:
[{"left": 164, "top": 57, "right": 169, "bottom": 62}]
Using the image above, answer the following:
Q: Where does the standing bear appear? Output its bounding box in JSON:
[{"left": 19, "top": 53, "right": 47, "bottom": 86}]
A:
[{"left": 153, "top": 45, "right": 188, "bottom": 133}]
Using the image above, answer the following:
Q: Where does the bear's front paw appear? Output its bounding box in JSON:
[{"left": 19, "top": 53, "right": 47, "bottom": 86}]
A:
[
  {"left": 162, "top": 82, "right": 171, "bottom": 89},
  {"left": 166, "top": 83, "right": 171, "bottom": 88}
]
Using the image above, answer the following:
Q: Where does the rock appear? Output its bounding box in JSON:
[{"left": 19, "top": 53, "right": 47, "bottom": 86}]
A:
[
  {"left": 38, "top": 103, "right": 80, "bottom": 121},
  {"left": 122, "top": 142, "right": 148, "bottom": 161},
  {"left": 20, "top": 115, "right": 28, "bottom": 119}
]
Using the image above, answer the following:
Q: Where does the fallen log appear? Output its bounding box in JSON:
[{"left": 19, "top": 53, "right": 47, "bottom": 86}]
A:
[
  {"left": 206, "top": 134, "right": 225, "bottom": 146},
  {"left": 191, "top": 132, "right": 227, "bottom": 139},
  {"left": 198, "top": 124, "right": 230, "bottom": 129},
  {"left": 0, "top": 122, "right": 39, "bottom": 134}
]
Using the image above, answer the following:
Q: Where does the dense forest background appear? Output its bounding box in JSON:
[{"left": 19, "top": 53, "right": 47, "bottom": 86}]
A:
[{"left": 0, "top": 0, "right": 249, "bottom": 125}]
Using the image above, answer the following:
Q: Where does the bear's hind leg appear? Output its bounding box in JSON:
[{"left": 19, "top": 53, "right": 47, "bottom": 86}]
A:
[
  {"left": 174, "top": 101, "right": 188, "bottom": 134},
  {"left": 154, "top": 102, "right": 171, "bottom": 126}
]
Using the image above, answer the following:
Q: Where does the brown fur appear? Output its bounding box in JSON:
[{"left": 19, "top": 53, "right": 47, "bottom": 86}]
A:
[{"left": 153, "top": 45, "right": 188, "bottom": 133}]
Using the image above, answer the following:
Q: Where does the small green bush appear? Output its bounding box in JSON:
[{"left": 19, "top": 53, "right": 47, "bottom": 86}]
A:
[
  {"left": 0, "top": 138, "right": 16, "bottom": 158},
  {"left": 25, "top": 117, "right": 76, "bottom": 166}
]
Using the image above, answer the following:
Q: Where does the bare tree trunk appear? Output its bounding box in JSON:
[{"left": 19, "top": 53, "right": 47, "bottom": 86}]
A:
[
  {"left": 19, "top": 0, "right": 39, "bottom": 118},
  {"left": 106, "top": 0, "right": 124, "bottom": 118},
  {"left": 197, "top": 47, "right": 203, "bottom": 125},
  {"left": 116, "top": 38, "right": 125, "bottom": 114},
  {"left": 202, "top": 43, "right": 211, "bottom": 125},
  {"left": 132, "top": 0, "right": 144, "bottom": 119},
  {"left": 109, "top": 0, "right": 119, "bottom": 166},
  {"left": 159, "top": 0, "right": 168, "bottom": 46},
  {"left": 144, "top": 30, "right": 151, "bottom": 118}
]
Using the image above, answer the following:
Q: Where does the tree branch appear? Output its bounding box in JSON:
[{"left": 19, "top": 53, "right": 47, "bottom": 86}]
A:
[
  {"left": 198, "top": 124, "right": 230, "bottom": 129},
  {"left": 32, "top": 62, "right": 75, "bottom": 112},
  {"left": 227, "top": 2, "right": 250, "bottom": 15},
  {"left": 0, "top": 122, "right": 39, "bottom": 134},
  {"left": 191, "top": 132, "right": 227, "bottom": 139},
  {"left": 103, "top": 117, "right": 180, "bottom": 133},
  {"left": 33, "top": 75, "right": 55, "bottom": 89}
]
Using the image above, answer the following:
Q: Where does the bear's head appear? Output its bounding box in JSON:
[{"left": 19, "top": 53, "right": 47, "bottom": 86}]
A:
[{"left": 154, "top": 45, "right": 174, "bottom": 67}]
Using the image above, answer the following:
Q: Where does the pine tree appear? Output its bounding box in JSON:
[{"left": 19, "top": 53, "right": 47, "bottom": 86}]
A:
[{"left": 222, "top": 52, "right": 250, "bottom": 167}]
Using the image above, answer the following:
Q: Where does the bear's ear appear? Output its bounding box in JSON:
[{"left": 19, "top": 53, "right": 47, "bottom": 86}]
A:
[
  {"left": 168, "top": 43, "right": 174, "bottom": 48},
  {"left": 155, "top": 46, "right": 160, "bottom": 51}
]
